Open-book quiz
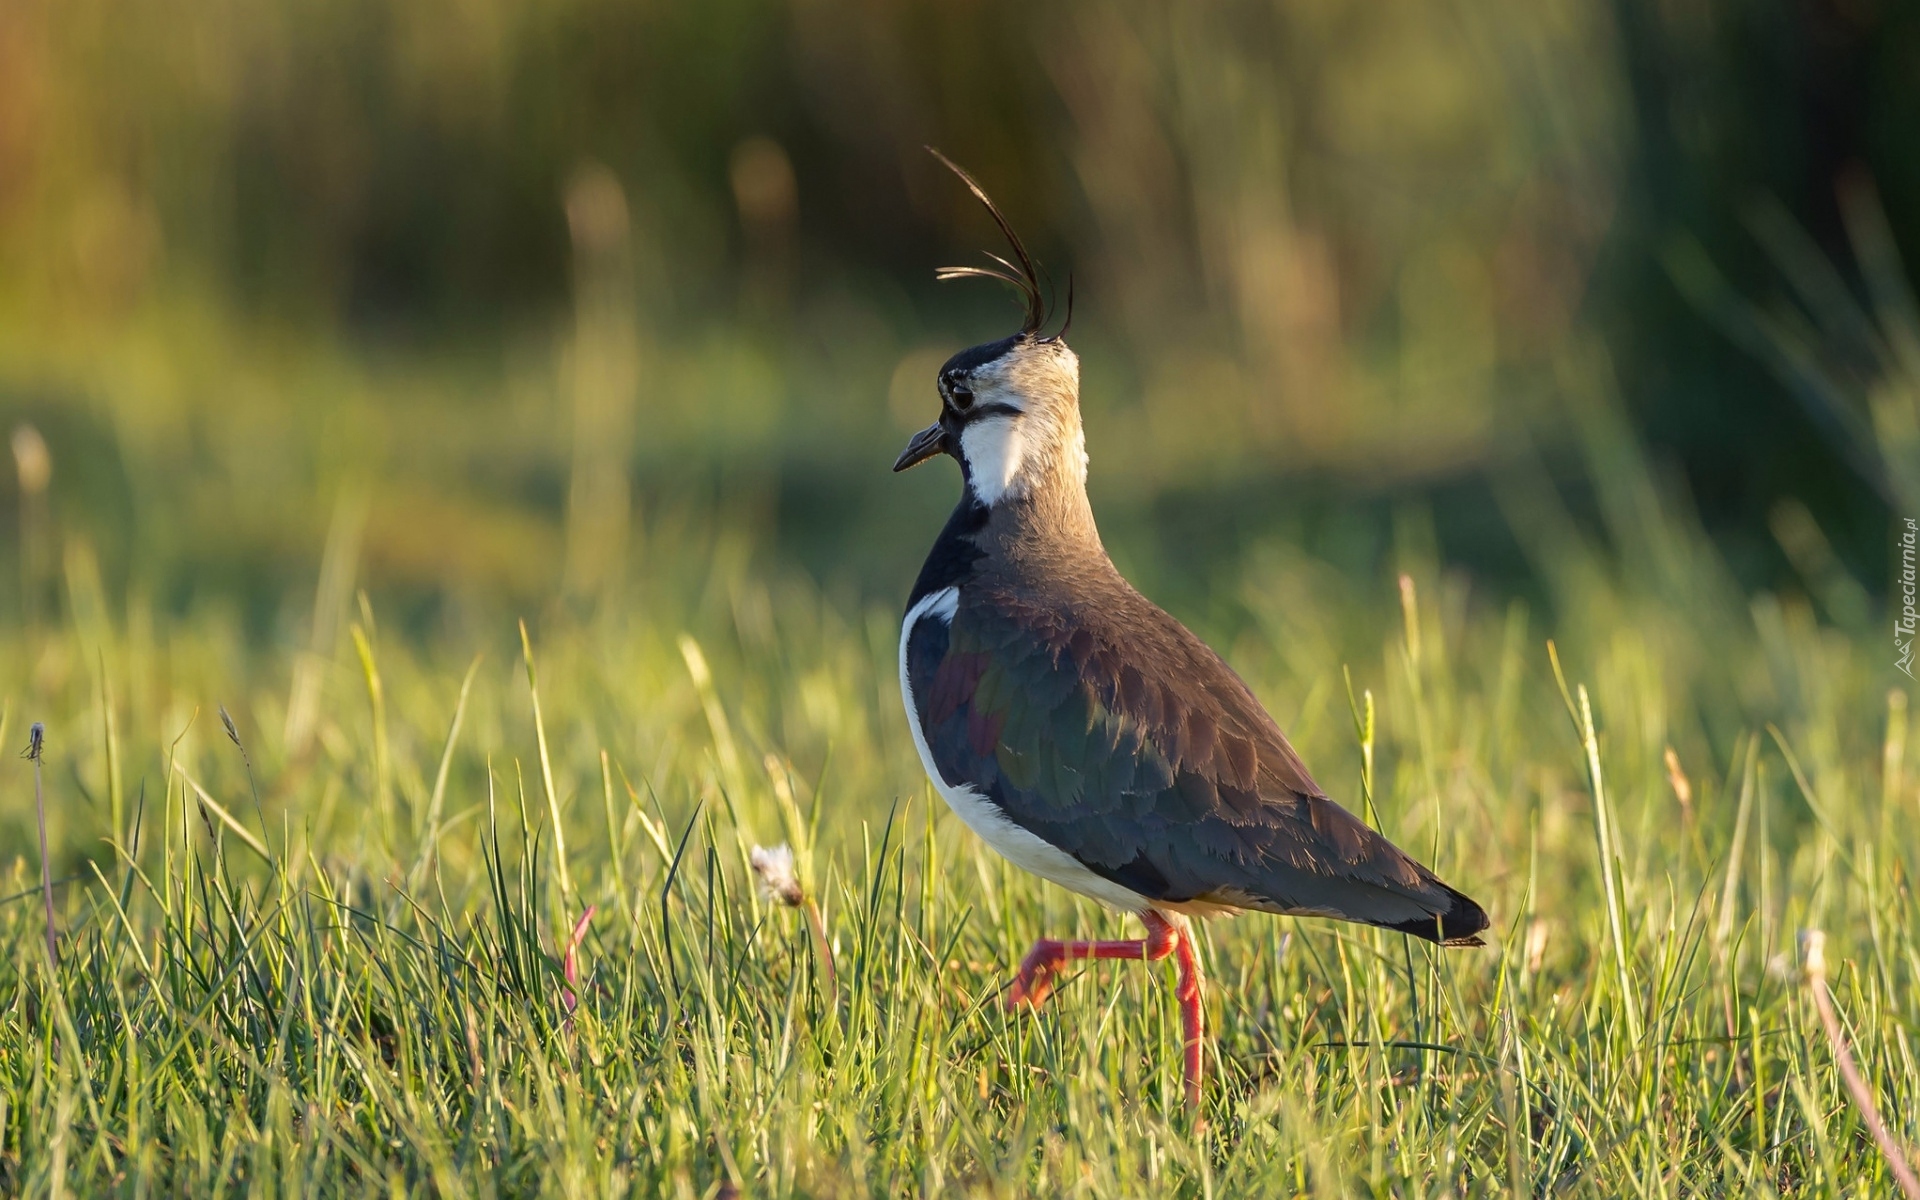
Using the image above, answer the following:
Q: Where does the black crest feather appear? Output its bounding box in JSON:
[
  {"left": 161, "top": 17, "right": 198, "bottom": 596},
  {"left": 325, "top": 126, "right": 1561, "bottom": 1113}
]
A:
[{"left": 928, "top": 148, "right": 1067, "bottom": 340}]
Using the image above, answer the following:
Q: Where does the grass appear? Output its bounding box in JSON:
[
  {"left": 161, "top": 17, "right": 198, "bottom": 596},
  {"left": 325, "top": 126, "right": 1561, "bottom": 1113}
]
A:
[{"left": 0, "top": 408, "right": 1914, "bottom": 1199}]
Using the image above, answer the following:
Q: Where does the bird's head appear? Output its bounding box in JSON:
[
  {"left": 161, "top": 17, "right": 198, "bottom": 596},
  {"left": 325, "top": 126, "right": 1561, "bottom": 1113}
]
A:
[
  {"left": 894, "top": 152, "right": 1081, "bottom": 508},
  {"left": 893, "top": 331, "right": 1082, "bottom": 505}
]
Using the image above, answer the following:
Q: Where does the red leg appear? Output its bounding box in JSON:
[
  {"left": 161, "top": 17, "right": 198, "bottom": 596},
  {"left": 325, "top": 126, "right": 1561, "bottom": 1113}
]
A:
[
  {"left": 1005, "top": 910, "right": 1206, "bottom": 1109},
  {"left": 1005, "top": 910, "right": 1177, "bottom": 1007},
  {"left": 1172, "top": 921, "right": 1205, "bottom": 1109}
]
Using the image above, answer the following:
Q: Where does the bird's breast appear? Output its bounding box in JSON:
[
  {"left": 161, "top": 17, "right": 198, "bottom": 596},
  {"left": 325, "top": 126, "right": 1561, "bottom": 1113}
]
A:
[{"left": 896, "top": 584, "right": 1147, "bottom": 912}]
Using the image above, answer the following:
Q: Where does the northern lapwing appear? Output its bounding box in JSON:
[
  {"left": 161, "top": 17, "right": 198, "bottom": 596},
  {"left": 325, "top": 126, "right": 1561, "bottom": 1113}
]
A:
[{"left": 895, "top": 154, "right": 1489, "bottom": 1108}]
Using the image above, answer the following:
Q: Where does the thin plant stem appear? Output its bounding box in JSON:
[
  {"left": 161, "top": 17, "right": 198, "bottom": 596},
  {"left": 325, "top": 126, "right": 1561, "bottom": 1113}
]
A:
[
  {"left": 521, "top": 619, "right": 571, "bottom": 897},
  {"left": 804, "top": 895, "right": 837, "bottom": 998},
  {"left": 1548, "top": 643, "right": 1641, "bottom": 1044},
  {"left": 27, "top": 722, "right": 55, "bottom": 966}
]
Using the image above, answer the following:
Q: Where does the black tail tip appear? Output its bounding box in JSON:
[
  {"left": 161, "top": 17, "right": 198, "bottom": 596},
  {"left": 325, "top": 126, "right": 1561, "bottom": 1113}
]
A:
[{"left": 1386, "top": 884, "right": 1489, "bottom": 947}]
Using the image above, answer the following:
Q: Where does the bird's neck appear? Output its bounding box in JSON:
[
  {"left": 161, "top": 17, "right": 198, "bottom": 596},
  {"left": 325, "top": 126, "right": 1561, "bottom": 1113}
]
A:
[
  {"left": 960, "top": 443, "right": 1112, "bottom": 597},
  {"left": 910, "top": 419, "right": 1111, "bottom": 605},
  {"left": 981, "top": 459, "right": 1102, "bottom": 561},
  {"left": 963, "top": 412, "right": 1095, "bottom": 537},
  {"left": 907, "top": 458, "right": 1108, "bottom": 606}
]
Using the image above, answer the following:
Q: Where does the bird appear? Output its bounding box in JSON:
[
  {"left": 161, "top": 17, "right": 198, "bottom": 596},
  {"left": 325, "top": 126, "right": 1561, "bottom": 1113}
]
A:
[{"left": 894, "top": 152, "right": 1489, "bottom": 1109}]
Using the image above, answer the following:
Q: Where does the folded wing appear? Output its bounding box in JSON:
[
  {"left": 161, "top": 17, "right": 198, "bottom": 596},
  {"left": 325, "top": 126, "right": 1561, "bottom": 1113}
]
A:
[{"left": 905, "top": 584, "right": 1487, "bottom": 945}]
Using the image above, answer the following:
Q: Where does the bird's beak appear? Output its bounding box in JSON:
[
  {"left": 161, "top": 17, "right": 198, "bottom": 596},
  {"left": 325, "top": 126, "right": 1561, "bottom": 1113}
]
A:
[{"left": 892, "top": 422, "right": 949, "bottom": 472}]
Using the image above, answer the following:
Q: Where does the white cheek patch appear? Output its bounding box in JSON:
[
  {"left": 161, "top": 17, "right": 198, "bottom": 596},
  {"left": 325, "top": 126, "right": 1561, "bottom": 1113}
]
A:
[{"left": 960, "top": 417, "right": 1027, "bottom": 505}]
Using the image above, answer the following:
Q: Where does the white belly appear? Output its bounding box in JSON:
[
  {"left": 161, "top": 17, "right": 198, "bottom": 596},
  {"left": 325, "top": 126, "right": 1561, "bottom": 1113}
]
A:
[{"left": 898, "top": 587, "right": 1148, "bottom": 913}]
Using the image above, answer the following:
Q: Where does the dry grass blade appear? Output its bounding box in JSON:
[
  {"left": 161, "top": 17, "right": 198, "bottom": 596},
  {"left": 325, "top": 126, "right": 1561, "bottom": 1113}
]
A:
[
  {"left": 173, "top": 764, "right": 272, "bottom": 862},
  {"left": 1802, "top": 930, "right": 1920, "bottom": 1199}
]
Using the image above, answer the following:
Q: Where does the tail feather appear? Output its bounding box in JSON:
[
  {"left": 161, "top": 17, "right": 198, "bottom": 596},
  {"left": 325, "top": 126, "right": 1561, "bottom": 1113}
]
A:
[
  {"left": 1212, "top": 869, "right": 1489, "bottom": 945},
  {"left": 1186, "top": 788, "right": 1490, "bottom": 944},
  {"left": 1380, "top": 879, "right": 1488, "bottom": 946},
  {"left": 1271, "top": 791, "right": 1488, "bottom": 945}
]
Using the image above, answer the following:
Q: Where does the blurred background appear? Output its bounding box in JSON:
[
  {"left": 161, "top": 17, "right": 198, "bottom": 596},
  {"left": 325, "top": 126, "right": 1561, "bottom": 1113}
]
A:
[{"left": 0, "top": 0, "right": 1915, "bottom": 810}]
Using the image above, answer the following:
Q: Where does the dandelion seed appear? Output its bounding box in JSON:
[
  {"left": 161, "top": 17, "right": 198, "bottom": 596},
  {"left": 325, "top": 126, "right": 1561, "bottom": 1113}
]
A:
[
  {"left": 750, "top": 843, "right": 804, "bottom": 907},
  {"left": 750, "top": 842, "right": 836, "bottom": 997}
]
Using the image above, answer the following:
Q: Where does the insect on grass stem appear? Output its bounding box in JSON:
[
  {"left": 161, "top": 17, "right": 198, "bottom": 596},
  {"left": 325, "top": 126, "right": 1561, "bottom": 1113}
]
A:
[{"left": 25, "top": 722, "right": 55, "bottom": 967}]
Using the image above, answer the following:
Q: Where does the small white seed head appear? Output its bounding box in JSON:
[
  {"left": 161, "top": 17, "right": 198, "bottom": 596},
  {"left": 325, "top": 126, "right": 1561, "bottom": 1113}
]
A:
[
  {"left": 750, "top": 843, "right": 804, "bottom": 907},
  {"left": 1800, "top": 928, "right": 1828, "bottom": 980}
]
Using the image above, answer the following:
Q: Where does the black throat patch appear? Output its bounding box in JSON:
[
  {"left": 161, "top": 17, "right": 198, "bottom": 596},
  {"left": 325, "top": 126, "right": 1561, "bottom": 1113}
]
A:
[{"left": 907, "top": 495, "right": 990, "bottom": 607}]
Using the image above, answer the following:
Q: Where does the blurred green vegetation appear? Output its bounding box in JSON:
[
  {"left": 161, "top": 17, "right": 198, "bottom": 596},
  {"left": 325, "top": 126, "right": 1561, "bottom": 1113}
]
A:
[{"left": 1, "top": 0, "right": 1913, "bottom": 627}]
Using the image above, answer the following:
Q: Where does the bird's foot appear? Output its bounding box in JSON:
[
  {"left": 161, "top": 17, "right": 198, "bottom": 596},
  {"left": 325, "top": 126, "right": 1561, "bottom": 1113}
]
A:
[
  {"left": 1006, "top": 939, "right": 1069, "bottom": 1009},
  {"left": 1003, "top": 914, "right": 1182, "bottom": 1011}
]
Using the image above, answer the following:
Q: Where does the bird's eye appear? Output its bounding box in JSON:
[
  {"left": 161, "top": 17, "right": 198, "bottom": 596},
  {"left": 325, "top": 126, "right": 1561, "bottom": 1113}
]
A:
[{"left": 949, "top": 384, "right": 974, "bottom": 410}]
